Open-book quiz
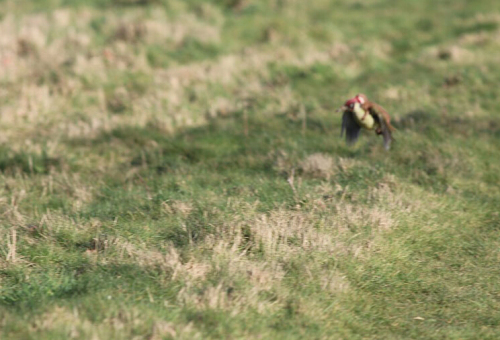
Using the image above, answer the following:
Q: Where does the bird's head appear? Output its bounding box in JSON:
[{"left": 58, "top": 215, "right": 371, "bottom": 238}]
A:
[{"left": 344, "top": 94, "right": 367, "bottom": 109}]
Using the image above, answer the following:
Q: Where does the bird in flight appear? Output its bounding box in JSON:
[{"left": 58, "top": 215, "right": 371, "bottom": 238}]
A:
[{"left": 340, "top": 94, "right": 395, "bottom": 150}]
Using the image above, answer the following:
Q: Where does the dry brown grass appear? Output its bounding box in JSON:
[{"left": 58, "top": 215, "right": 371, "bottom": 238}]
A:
[
  {"left": 2, "top": 1, "right": 500, "bottom": 339},
  {"left": 0, "top": 5, "right": 356, "bottom": 154},
  {"left": 300, "top": 153, "right": 334, "bottom": 179}
]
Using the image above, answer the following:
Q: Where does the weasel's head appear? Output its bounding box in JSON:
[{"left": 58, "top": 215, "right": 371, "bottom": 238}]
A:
[{"left": 356, "top": 93, "right": 368, "bottom": 104}]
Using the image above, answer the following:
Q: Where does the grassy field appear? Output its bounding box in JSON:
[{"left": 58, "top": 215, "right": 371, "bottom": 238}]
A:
[{"left": 1, "top": 0, "right": 500, "bottom": 338}]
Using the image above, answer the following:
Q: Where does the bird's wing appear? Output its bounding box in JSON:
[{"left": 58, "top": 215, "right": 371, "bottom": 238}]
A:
[
  {"left": 341, "top": 110, "right": 361, "bottom": 145},
  {"left": 368, "top": 104, "right": 394, "bottom": 150}
]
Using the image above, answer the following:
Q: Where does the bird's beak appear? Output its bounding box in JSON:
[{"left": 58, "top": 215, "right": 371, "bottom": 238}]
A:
[{"left": 336, "top": 105, "right": 347, "bottom": 112}]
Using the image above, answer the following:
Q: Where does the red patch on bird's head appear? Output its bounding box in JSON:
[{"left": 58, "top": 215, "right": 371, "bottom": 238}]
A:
[
  {"left": 344, "top": 97, "right": 360, "bottom": 108},
  {"left": 344, "top": 94, "right": 367, "bottom": 109}
]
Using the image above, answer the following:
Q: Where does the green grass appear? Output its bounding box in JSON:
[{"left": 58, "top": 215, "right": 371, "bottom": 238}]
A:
[{"left": 1, "top": 0, "right": 500, "bottom": 339}]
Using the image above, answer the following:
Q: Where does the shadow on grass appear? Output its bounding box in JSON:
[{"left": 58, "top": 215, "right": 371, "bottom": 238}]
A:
[
  {"left": 0, "top": 147, "right": 62, "bottom": 175},
  {"left": 395, "top": 109, "right": 500, "bottom": 140},
  {"left": 0, "top": 262, "right": 178, "bottom": 311},
  {"left": 53, "top": 108, "right": 500, "bottom": 252},
  {"left": 67, "top": 109, "right": 500, "bottom": 218},
  {"left": 66, "top": 112, "right": 366, "bottom": 246}
]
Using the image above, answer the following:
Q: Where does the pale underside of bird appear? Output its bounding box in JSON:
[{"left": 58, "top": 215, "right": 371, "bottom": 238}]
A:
[{"left": 340, "top": 94, "right": 395, "bottom": 150}]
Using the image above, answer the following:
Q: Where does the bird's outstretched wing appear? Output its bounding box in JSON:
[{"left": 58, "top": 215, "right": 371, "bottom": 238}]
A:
[
  {"left": 368, "top": 104, "right": 394, "bottom": 150},
  {"left": 341, "top": 110, "right": 361, "bottom": 145}
]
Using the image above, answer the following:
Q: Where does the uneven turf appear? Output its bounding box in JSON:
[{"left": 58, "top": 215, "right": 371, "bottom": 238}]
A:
[{"left": 1, "top": 0, "right": 500, "bottom": 339}]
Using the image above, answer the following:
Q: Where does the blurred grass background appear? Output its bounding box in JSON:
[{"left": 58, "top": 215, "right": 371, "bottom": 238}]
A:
[{"left": 1, "top": 0, "right": 500, "bottom": 339}]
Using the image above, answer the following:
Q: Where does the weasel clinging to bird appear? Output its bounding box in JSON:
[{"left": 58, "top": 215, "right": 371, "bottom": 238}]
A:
[{"left": 340, "top": 94, "right": 395, "bottom": 150}]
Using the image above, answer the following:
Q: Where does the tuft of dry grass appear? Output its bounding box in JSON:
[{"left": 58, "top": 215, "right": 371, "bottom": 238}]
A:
[{"left": 300, "top": 153, "right": 334, "bottom": 179}]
